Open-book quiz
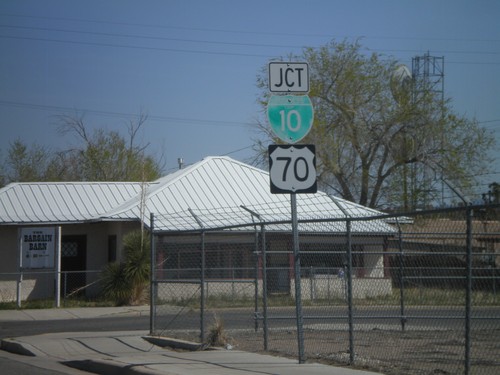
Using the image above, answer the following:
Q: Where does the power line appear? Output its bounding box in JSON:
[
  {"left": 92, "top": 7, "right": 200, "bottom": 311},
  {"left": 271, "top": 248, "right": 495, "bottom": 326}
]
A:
[
  {"left": 0, "top": 35, "right": 272, "bottom": 59},
  {"left": 2, "top": 33, "right": 499, "bottom": 66},
  {"left": 478, "top": 119, "right": 500, "bottom": 124},
  {"left": 3, "top": 12, "right": 500, "bottom": 44},
  {"left": 0, "top": 100, "right": 256, "bottom": 128},
  {"left": 0, "top": 24, "right": 303, "bottom": 50},
  {"left": 2, "top": 24, "right": 500, "bottom": 57},
  {"left": 222, "top": 145, "right": 253, "bottom": 156}
]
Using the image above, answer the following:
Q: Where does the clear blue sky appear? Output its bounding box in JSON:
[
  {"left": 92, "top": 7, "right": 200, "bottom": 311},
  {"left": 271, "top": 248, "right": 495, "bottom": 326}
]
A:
[{"left": 0, "top": 0, "right": 499, "bottom": 196}]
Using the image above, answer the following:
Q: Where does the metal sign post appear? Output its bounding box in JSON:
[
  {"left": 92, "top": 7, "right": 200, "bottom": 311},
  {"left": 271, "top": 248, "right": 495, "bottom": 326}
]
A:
[
  {"left": 267, "top": 61, "right": 315, "bottom": 364},
  {"left": 290, "top": 193, "right": 305, "bottom": 363}
]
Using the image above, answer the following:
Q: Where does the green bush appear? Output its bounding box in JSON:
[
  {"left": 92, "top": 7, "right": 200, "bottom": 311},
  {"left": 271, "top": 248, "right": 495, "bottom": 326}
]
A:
[{"left": 100, "top": 230, "right": 150, "bottom": 306}]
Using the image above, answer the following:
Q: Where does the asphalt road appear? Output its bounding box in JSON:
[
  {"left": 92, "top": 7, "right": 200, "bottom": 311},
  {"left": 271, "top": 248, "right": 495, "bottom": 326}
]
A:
[
  {"left": 2, "top": 306, "right": 499, "bottom": 340},
  {"left": 1, "top": 306, "right": 499, "bottom": 374},
  {"left": 191, "top": 305, "right": 500, "bottom": 332}
]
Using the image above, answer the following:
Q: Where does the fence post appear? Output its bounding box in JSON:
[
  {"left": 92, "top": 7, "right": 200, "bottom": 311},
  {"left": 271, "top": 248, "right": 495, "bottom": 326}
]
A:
[
  {"left": 327, "top": 194, "right": 355, "bottom": 365},
  {"left": 200, "top": 230, "right": 206, "bottom": 343},
  {"left": 240, "top": 205, "right": 262, "bottom": 334},
  {"left": 17, "top": 230, "right": 22, "bottom": 308},
  {"left": 149, "top": 213, "right": 155, "bottom": 335},
  {"left": 396, "top": 219, "right": 406, "bottom": 331},
  {"left": 310, "top": 266, "right": 314, "bottom": 302},
  {"left": 63, "top": 272, "right": 67, "bottom": 303},
  {"left": 346, "top": 219, "right": 355, "bottom": 365},
  {"left": 465, "top": 207, "right": 473, "bottom": 375},
  {"left": 261, "top": 224, "right": 268, "bottom": 351},
  {"left": 254, "top": 228, "right": 259, "bottom": 333},
  {"left": 188, "top": 208, "right": 206, "bottom": 344},
  {"left": 55, "top": 226, "right": 61, "bottom": 308},
  {"left": 16, "top": 271, "right": 22, "bottom": 308}
]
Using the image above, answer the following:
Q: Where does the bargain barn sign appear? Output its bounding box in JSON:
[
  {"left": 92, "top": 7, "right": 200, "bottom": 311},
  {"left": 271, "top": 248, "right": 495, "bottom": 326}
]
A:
[{"left": 21, "top": 227, "right": 56, "bottom": 269}]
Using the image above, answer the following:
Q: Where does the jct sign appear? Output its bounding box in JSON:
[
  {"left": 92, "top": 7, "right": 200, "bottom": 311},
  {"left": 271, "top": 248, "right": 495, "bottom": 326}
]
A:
[
  {"left": 269, "top": 62, "right": 309, "bottom": 93},
  {"left": 267, "top": 61, "right": 316, "bottom": 195}
]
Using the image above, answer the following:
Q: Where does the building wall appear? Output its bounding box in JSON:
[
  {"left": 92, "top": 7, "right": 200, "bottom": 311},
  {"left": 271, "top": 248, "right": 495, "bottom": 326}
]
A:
[
  {"left": 294, "top": 276, "right": 392, "bottom": 299},
  {"left": 0, "top": 221, "right": 141, "bottom": 302},
  {"left": 154, "top": 232, "right": 392, "bottom": 298}
]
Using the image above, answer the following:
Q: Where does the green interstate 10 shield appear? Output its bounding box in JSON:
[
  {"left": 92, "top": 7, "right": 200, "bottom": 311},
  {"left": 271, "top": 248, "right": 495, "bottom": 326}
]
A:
[{"left": 267, "top": 95, "right": 314, "bottom": 144}]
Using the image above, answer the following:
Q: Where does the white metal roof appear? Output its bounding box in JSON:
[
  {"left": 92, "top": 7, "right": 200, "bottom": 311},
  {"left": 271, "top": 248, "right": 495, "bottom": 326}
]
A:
[
  {"left": 101, "top": 156, "right": 393, "bottom": 233},
  {"left": 0, "top": 181, "right": 145, "bottom": 225},
  {"left": 0, "top": 156, "right": 394, "bottom": 233}
]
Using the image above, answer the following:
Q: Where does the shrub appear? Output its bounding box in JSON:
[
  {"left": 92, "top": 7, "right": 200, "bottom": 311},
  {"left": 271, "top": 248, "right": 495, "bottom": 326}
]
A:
[{"left": 100, "top": 230, "right": 150, "bottom": 305}]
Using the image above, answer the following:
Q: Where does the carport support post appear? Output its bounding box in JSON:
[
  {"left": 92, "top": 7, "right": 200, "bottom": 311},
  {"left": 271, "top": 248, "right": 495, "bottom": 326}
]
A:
[{"left": 291, "top": 193, "right": 305, "bottom": 364}]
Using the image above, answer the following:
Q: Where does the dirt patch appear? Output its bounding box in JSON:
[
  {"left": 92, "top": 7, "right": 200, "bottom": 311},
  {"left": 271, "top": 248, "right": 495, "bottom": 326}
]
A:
[{"left": 217, "top": 328, "right": 500, "bottom": 375}]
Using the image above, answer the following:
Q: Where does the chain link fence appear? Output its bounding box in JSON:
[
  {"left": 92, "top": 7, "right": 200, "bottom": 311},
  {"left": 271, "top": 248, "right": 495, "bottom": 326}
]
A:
[
  {"left": 150, "top": 203, "right": 500, "bottom": 375},
  {"left": 0, "top": 270, "right": 103, "bottom": 307}
]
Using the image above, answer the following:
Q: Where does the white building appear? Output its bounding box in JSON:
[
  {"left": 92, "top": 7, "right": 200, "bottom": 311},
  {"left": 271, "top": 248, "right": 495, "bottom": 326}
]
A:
[{"left": 0, "top": 156, "right": 395, "bottom": 302}]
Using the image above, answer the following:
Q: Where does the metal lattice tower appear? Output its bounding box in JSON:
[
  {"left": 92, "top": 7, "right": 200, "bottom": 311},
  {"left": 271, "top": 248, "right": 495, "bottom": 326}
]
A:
[
  {"left": 411, "top": 52, "right": 446, "bottom": 207},
  {"left": 412, "top": 52, "right": 445, "bottom": 103}
]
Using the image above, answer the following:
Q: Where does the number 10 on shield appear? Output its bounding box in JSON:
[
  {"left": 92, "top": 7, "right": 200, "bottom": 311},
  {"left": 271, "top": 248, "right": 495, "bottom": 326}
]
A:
[
  {"left": 279, "top": 109, "right": 302, "bottom": 132},
  {"left": 267, "top": 95, "right": 314, "bottom": 144}
]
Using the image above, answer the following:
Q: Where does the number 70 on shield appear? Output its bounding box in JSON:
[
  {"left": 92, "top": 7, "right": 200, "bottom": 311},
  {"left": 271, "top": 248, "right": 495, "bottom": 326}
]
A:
[{"left": 268, "top": 144, "right": 317, "bottom": 194}]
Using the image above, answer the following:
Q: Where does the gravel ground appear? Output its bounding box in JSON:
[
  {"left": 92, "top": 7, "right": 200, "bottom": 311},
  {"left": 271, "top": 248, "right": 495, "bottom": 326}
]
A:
[{"left": 229, "top": 328, "right": 500, "bottom": 375}]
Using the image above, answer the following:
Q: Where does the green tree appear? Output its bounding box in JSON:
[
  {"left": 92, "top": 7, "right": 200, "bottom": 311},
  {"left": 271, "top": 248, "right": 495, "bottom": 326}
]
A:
[
  {"left": 0, "top": 113, "right": 163, "bottom": 187},
  {"left": 254, "top": 40, "right": 494, "bottom": 209},
  {"left": 4, "top": 139, "right": 65, "bottom": 183}
]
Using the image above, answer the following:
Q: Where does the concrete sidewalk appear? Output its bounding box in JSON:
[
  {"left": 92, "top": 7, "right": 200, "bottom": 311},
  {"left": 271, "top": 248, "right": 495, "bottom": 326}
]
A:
[
  {"left": 0, "top": 305, "right": 150, "bottom": 321},
  {"left": 0, "top": 306, "right": 384, "bottom": 375}
]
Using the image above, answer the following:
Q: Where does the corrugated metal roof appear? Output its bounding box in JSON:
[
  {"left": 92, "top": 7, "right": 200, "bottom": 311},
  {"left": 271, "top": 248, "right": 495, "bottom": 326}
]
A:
[
  {"left": 0, "top": 181, "right": 145, "bottom": 224},
  {"left": 101, "top": 156, "right": 393, "bottom": 233},
  {"left": 0, "top": 156, "right": 394, "bottom": 233}
]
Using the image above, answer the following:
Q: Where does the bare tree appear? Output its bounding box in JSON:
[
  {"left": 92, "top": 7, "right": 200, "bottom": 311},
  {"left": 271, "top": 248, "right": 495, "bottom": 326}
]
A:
[{"left": 57, "top": 112, "right": 162, "bottom": 181}]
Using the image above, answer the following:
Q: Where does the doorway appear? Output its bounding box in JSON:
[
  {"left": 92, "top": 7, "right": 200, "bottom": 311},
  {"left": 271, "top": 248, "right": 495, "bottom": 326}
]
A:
[{"left": 61, "top": 235, "right": 87, "bottom": 297}]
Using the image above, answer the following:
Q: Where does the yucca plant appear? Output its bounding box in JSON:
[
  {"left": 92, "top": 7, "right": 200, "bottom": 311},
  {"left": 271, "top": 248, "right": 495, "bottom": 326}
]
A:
[
  {"left": 100, "top": 262, "right": 132, "bottom": 306},
  {"left": 100, "top": 230, "right": 150, "bottom": 305},
  {"left": 123, "top": 229, "right": 150, "bottom": 303}
]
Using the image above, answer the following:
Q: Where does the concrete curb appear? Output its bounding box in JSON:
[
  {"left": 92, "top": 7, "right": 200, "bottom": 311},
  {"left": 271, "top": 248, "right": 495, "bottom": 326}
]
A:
[
  {"left": 142, "top": 336, "right": 206, "bottom": 351},
  {"left": 0, "top": 337, "right": 45, "bottom": 357}
]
